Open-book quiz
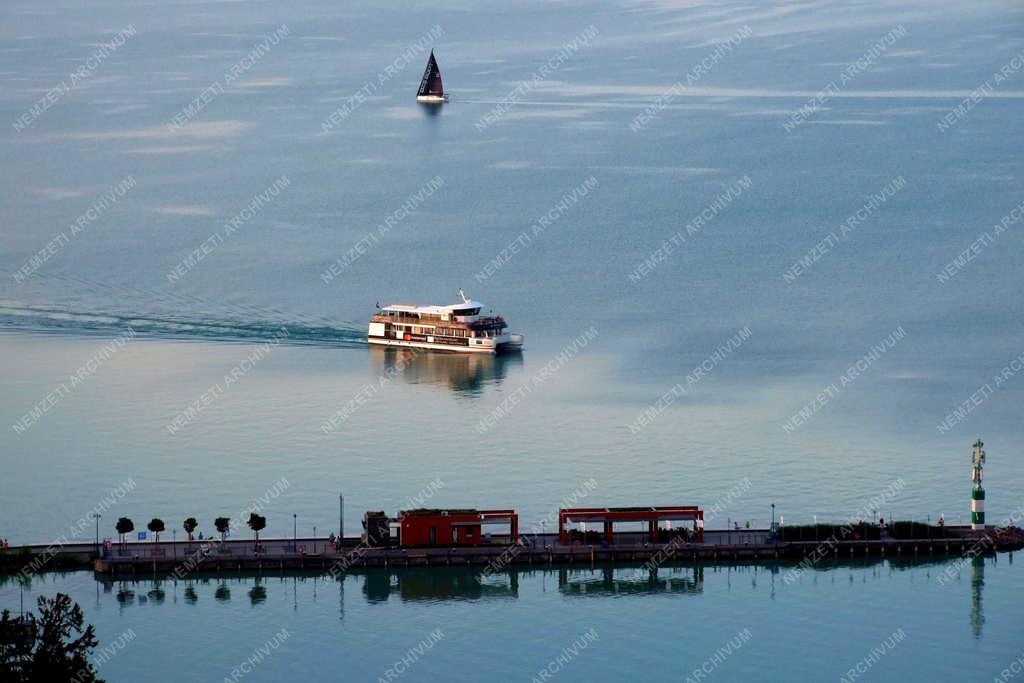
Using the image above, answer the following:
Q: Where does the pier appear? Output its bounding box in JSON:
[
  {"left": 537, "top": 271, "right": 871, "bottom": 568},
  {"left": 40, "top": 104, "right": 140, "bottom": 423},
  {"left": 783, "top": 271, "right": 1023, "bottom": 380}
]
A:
[
  {"left": 1, "top": 526, "right": 1013, "bottom": 579},
  {"left": 89, "top": 531, "right": 1001, "bottom": 576}
]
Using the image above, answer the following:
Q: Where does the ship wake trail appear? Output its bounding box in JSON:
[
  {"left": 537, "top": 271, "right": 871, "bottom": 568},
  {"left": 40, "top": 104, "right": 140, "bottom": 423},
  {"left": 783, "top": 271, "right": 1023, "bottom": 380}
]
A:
[
  {"left": 0, "top": 302, "right": 367, "bottom": 347},
  {"left": 1, "top": 274, "right": 366, "bottom": 347}
]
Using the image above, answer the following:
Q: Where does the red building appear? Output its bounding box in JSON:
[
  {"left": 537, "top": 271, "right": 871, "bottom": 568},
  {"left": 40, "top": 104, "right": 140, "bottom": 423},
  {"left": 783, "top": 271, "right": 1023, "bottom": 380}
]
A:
[
  {"left": 398, "top": 508, "right": 518, "bottom": 547},
  {"left": 558, "top": 506, "right": 704, "bottom": 545}
]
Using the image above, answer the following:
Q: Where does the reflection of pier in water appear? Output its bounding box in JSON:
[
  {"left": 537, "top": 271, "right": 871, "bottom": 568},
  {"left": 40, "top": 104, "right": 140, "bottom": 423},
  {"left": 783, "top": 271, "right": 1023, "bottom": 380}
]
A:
[
  {"left": 57, "top": 554, "right": 1003, "bottom": 625},
  {"left": 370, "top": 347, "right": 521, "bottom": 395},
  {"left": 363, "top": 567, "right": 518, "bottom": 603},
  {"left": 558, "top": 566, "right": 703, "bottom": 596}
]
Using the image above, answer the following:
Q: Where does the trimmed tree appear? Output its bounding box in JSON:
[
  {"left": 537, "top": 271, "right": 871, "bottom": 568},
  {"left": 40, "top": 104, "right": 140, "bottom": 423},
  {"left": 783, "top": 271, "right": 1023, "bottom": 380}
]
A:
[
  {"left": 147, "top": 518, "right": 165, "bottom": 544},
  {"left": 183, "top": 517, "right": 198, "bottom": 544},
  {"left": 214, "top": 517, "right": 230, "bottom": 543},
  {"left": 247, "top": 513, "right": 267, "bottom": 550},
  {"left": 115, "top": 517, "right": 134, "bottom": 549}
]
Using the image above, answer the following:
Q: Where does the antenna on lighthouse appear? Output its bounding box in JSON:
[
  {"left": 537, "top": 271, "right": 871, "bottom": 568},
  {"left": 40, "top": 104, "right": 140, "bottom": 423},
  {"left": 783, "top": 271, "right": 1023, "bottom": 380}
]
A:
[{"left": 970, "top": 439, "right": 986, "bottom": 531}]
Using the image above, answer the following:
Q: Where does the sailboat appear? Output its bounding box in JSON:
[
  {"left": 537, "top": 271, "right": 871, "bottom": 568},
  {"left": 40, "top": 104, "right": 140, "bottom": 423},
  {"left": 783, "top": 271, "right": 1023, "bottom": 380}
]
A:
[{"left": 416, "top": 50, "right": 448, "bottom": 104}]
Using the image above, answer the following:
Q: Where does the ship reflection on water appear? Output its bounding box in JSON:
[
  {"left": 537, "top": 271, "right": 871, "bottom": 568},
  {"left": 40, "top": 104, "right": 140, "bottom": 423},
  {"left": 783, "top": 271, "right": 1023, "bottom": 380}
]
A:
[{"left": 369, "top": 347, "right": 522, "bottom": 396}]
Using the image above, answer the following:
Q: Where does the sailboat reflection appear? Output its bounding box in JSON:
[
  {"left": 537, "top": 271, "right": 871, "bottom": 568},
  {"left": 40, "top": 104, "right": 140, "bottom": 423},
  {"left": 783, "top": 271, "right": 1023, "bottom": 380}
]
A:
[{"left": 369, "top": 346, "right": 521, "bottom": 395}]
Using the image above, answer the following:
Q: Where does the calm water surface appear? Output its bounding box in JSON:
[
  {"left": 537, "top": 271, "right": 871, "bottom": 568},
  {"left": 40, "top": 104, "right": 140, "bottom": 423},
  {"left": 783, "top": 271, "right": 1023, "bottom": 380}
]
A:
[
  {"left": 1, "top": 0, "right": 1023, "bottom": 679},
  {"left": 2, "top": 558, "right": 1022, "bottom": 682}
]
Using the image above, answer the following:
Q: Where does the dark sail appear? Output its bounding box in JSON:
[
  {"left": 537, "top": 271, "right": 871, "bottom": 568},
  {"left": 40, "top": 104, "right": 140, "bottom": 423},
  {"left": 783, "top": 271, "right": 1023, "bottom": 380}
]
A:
[{"left": 417, "top": 51, "right": 444, "bottom": 97}]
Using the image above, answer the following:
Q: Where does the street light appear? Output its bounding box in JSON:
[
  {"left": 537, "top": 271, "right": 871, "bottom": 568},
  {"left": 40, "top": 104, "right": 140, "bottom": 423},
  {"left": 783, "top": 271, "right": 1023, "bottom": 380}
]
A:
[
  {"left": 771, "top": 503, "right": 776, "bottom": 531},
  {"left": 92, "top": 513, "right": 101, "bottom": 557},
  {"left": 293, "top": 514, "right": 297, "bottom": 552}
]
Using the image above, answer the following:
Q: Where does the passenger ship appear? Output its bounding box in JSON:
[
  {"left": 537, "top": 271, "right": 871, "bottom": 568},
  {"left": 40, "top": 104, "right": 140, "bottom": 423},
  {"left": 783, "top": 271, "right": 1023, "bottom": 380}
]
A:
[{"left": 368, "top": 290, "right": 523, "bottom": 354}]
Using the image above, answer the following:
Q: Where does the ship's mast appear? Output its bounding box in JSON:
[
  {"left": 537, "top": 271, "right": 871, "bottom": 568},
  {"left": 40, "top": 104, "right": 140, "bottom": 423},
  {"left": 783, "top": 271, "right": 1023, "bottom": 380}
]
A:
[{"left": 970, "top": 439, "right": 985, "bottom": 530}]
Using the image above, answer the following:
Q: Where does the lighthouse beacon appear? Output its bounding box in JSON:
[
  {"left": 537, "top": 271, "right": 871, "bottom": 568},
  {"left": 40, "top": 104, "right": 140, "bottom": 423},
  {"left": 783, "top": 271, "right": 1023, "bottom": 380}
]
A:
[{"left": 970, "top": 439, "right": 985, "bottom": 530}]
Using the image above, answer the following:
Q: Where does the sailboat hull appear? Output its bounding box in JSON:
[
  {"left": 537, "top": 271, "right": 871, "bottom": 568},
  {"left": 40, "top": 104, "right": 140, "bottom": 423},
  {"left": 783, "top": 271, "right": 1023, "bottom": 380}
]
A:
[{"left": 416, "top": 95, "right": 448, "bottom": 104}]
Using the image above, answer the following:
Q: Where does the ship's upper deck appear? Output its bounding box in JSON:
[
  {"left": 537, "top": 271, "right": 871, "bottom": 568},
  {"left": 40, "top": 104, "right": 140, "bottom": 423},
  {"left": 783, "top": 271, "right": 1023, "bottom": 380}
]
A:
[
  {"left": 372, "top": 291, "right": 508, "bottom": 331},
  {"left": 380, "top": 299, "right": 486, "bottom": 317}
]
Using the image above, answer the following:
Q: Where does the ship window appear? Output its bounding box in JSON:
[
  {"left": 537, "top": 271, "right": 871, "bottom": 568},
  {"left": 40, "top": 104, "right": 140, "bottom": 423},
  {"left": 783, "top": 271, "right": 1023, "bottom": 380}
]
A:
[{"left": 454, "top": 308, "right": 479, "bottom": 316}]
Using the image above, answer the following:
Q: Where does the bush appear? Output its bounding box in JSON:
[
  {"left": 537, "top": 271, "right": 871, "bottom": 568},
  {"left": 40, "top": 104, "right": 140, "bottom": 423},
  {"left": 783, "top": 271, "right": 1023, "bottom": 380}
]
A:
[
  {"left": 778, "top": 521, "right": 952, "bottom": 542},
  {"left": 778, "top": 523, "right": 880, "bottom": 542},
  {"left": 889, "top": 521, "right": 952, "bottom": 539}
]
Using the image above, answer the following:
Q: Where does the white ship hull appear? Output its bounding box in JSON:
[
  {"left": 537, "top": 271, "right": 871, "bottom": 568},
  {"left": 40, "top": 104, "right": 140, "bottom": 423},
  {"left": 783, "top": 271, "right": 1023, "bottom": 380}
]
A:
[
  {"left": 367, "top": 334, "right": 523, "bottom": 355},
  {"left": 416, "top": 94, "right": 447, "bottom": 104}
]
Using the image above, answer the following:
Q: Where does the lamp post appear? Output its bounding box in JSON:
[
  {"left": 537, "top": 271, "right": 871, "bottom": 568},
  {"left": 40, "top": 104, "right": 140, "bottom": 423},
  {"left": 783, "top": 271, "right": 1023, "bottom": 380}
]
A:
[
  {"left": 172, "top": 529, "right": 176, "bottom": 558},
  {"left": 771, "top": 503, "right": 775, "bottom": 532},
  {"left": 92, "top": 513, "right": 100, "bottom": 557},
  {"left": 293, "top": 514, "right": 297, "bottom": 552}
]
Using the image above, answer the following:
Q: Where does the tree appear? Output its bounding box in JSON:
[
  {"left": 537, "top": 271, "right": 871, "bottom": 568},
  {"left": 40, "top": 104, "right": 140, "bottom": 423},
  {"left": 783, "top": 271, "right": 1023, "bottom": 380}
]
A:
[
  {"left": 147, "top": 518, "right": 165, "bottom": 544},
  {"left": 0, "top": 609, "right": 34, "bottom": 680},
  {"left": 183, "top": 518, "right": 198, "bottom": 544},
  {"left": 0, "top": 593, "right": 104, "bottom": 682},
  {"left": 214, "top": 517, "right": 230, "bottom": 543},
  {"left": 114, "top": 517, "right": 133, "bottom": 549},
  {"left": 247, "top": 513, "right": 266, "bottom": 550}
]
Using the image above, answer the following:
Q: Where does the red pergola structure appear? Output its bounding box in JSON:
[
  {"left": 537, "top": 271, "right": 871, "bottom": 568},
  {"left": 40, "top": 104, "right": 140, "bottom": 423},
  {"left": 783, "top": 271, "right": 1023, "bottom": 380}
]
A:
[
  {"left": 558, "top": 506, "right": 703, "bottom": 545},
  {"left": 398, "top": 508, "right": 518, "bottom": 547}
]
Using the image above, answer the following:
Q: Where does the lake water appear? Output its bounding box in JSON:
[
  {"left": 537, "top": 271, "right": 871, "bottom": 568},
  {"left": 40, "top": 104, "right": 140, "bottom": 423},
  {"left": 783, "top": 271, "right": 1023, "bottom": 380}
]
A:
[
  {"left": 2, "top": 557, "right": 1023, "bottom": 683},
  {"left": 1, "top": 0, "right": 1023, "bottom": 679}
]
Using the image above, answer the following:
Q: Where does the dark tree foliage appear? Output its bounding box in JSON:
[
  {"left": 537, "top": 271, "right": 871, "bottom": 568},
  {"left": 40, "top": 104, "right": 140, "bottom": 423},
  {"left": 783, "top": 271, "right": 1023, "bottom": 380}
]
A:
[
  {"left": 0, "top": 609, "right": 35, "bottom": 681},
  {"left": 183, "top": 517, "right": 198, "bottom": 541},
  {"left": 214, "top": 517, "right": 230, "bottom": 542},
  {"left": 114, "top": 517, "right": 134, "bottom": 548},
  {"left": 146, "top": 518, "right": 165, "bottom": 543},
  {"left": 247, "top": 513, "right": 267, "bottom": 548},
  {"left": 0, "top": 593, "right": 104, "bottom": 682}
]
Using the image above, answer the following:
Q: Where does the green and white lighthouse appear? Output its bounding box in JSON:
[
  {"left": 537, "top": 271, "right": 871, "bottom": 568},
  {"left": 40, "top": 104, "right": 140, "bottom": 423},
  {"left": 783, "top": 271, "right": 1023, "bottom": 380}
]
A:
[{"left": 970, "top": 439, "right": 985, "bottom": 530}]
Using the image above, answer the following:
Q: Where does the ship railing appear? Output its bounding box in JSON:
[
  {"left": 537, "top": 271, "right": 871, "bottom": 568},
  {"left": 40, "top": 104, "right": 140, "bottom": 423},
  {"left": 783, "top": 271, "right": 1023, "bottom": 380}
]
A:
[{"left": 371, "top": 314, "right": 507, "bottom": 329}]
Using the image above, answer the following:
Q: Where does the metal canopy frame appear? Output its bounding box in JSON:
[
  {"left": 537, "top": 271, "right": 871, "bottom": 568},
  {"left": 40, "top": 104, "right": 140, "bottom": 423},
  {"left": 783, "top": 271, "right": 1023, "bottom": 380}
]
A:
[{"left": 558, "top": 506, "right": 704, "bottom": 544}]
